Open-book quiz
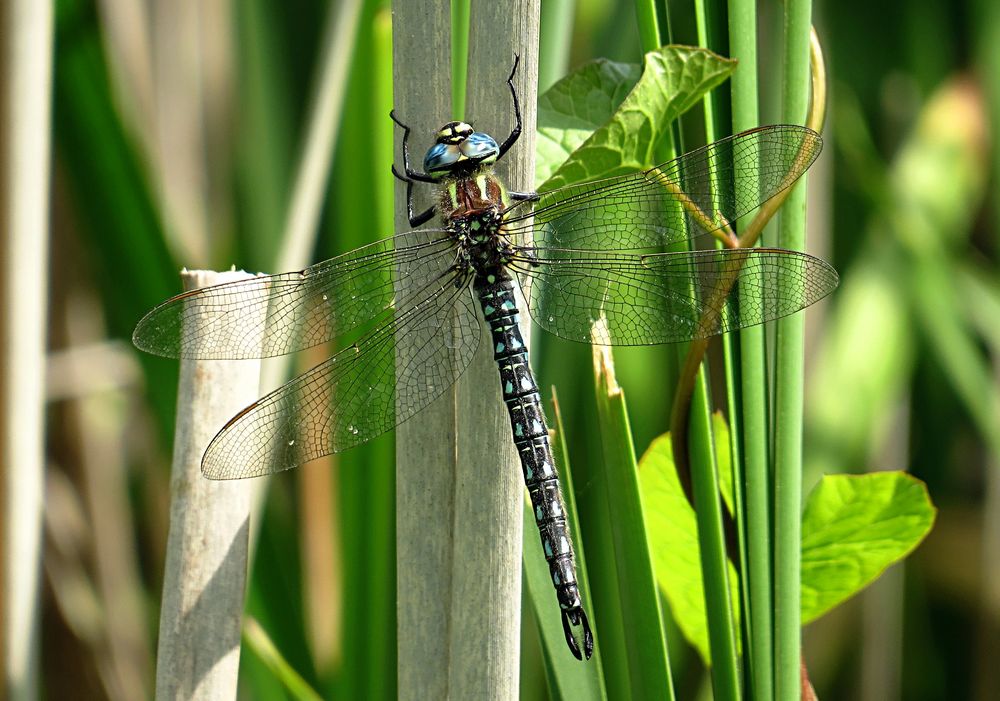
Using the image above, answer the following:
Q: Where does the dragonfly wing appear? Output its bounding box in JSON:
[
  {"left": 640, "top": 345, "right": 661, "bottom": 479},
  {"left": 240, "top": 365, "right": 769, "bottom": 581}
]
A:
[
  {"left": 512, "top": 248, "right": 838, "bottom": 346},
  {"left": 202, "top": 280, "right": 482, "bottom": 479},
  {"left": 503, "top": 125, "right": 821, "bottom": 252},
  {"left": 133, "top": 230, "right": 456, "bottom": 359}
]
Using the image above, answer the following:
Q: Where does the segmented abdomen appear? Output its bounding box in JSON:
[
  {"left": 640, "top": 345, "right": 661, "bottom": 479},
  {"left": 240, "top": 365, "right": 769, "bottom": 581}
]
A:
[{"left": 474, "top": 271, "right": 582, "bottom": 613}]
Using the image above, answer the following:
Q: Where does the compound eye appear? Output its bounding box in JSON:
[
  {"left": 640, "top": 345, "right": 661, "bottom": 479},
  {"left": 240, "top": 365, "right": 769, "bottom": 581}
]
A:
[{"left": 423, "top": 142, "right": 456, "bottom": 175}]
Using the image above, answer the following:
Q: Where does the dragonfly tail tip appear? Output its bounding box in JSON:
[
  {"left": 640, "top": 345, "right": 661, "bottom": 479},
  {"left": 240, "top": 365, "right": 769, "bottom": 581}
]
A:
[{"left": 561, "top": 607, "right": 594, "bottom": 661}]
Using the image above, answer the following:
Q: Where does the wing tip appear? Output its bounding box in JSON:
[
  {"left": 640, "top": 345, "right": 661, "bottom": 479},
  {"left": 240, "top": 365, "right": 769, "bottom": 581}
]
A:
[
  {"left": 132, "top": 308, "right": 182, "bottom": 359},
  {"left": 199, "top": 395, "right": 319, "bottom": 480}
]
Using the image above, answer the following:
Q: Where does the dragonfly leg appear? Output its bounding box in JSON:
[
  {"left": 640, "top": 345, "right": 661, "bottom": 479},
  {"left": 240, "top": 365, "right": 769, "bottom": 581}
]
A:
[
  {"left": 497, "top": 55, "right": 522, "bottom": 160},
  {"left": 408, "top": 204, "right": 436, "bottom": 227},
  {"left": 390, "top": 109, "right": 437, "bottom": 183},
  {"left": 392, "top": 165, "right": 436, "bottom": 226}
]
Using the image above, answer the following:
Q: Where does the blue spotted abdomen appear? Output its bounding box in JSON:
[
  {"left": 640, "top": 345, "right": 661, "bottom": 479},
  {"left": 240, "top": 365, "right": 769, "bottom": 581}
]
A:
[{"left": 474, "top": 271, "right": 583, "bottom": 614}]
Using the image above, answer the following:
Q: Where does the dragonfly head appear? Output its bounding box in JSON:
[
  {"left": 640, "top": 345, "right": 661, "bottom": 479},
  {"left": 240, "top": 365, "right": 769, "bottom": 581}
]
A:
[{"left": 423, "top": 121, "right": 499, "bottom": 178}]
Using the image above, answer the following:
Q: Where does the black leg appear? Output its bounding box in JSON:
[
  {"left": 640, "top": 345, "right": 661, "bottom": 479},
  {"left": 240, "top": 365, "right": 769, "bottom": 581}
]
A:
[
  {"left": 392, "top": 164, "right": 436, "bottom": 227},
  {"left": 408, "top": 202, "right": 436, "bottom": 227},
  {"left": 391, "top": 164, "right": 408, "bottom": 183},
  {"left": 390, "top": 112, "right": 438, "bottom": 226},
  {"left": 497, "top": 55, "right": 522, "bottom": 160},
  {"left": 390, "top": 110, "right": 437, "bottom": 183}
]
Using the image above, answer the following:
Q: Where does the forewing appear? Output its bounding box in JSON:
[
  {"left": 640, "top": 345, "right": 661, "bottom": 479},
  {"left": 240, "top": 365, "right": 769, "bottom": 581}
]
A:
[
  {"left": 133, "top": 230, "right": 456, "bottom": 359},
  {"left": 201, "top": 283, "right": 482, "bottom": 479},
  {"left": 513, "top": 248, "right": 838, "bottom": 346},
  {"left": 503, "top": 125, "right": 821, "bottom": 252}
]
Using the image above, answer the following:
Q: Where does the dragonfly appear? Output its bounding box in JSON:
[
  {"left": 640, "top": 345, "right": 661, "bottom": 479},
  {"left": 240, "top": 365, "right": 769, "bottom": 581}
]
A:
[{"left": 133, "top": 56, "right": 838, "bottom": 661}]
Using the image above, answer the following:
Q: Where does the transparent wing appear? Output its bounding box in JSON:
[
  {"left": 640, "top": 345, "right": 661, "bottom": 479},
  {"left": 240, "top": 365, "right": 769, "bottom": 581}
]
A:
[
  {"left": 503, "top": 125, "right": 821, "bottom": 252},
  {"left": 202, "top": 281, "right": 482, "bottom": 479},
  {"left": 133, "top": 230, "right": 457, "bottom": 359},
  {"left": 511, "top": 248, "right": 838, "bottom": 346}
]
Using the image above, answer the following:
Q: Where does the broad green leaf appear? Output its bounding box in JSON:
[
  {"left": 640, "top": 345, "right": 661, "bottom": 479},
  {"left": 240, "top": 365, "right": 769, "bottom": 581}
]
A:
[
  {"left": 638, "top": 415, "right": 738, "bottom": 665},
  {"left": 801, "top": 472, "right": 936, "bottom": 623},
  {"left": 536, "top": 59, "right": 640, "bottom": 184},
  {"left": 536, "top": 46, "right": 737, "bottom": 189},
  {"left": 642, "top": 422, "right": 935, "bottom": 663}
]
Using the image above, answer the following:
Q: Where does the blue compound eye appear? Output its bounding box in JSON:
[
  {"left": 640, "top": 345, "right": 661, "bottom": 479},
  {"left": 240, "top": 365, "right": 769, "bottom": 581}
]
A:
[
  {"left": 423, "top": 131, "right": 499, "bottom": 175},
  {"left": 460, "top": 132, "right": 500, "bottom": 163},
  {"left": 423, "top": 142, "right": 457, "bottom": 174}
]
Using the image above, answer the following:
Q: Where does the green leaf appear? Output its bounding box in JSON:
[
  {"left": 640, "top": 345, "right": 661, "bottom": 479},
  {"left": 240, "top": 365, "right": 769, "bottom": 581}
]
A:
[
  {"left": 638, "top": 415, "right": 738, "bottom": 665},
  {"left": 639, "top": 422, "right": 935, "bottom": 663},
  {"left": 535, "top": 59, "right": 641, "bottom": 183},
  {"left": 800, "top": 472, "right": 936, "bottom": 623},
  {"left": 535, "top": 46, "right": 737, "bottom": 188},
  {"left": 642, "top": 423, "right": 935, "bottom": 661}
]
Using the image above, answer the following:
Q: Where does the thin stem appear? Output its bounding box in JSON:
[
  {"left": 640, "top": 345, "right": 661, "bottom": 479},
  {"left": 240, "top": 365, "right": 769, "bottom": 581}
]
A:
[
  {"left": 672, "top": 8, "right": 742, "bottom": 698},
  {"left": 726, "top": 2, "right": 771, "bottom": 700},
  {"left": 808, "top": 27, "right": 827, "bottom": 133},
  {"left": 774, "top": 0, "right": 815, "bottom": 698},
  {"left": 666, "top": 19, "right": 828, "bottom": 698},
  {"left": 632, "top": 0, "right": 662, "bottom": 54},
  {"left": 668, "top": 35, "right": 826, "bottom": 487},
  {"left": 451, "top": 0, "right": 470, "bottom": 118},
  {"left": 243, "top": 618, "right": 324, "bottom": 701},
  {"left": 688, "top": 372, "right": 742, "bottom": 701}
]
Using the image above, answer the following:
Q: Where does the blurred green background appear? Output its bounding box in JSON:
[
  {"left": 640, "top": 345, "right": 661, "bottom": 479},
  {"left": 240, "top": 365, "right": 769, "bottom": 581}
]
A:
[{"left": 28, "top": 0, "right": 1000, "bottom": 698}]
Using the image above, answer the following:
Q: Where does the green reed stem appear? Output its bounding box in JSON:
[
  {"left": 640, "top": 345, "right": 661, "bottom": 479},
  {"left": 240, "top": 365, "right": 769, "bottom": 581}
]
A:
[
  {"left": 450, "top": 0, "right": 470, "bottom": 118},
  {"left": 688, "top": 1, "right": 743, "bottom": 699},
  {"left": 774, "top": 0, "right": 813, "bottom": 698},
  {"left": 689, "top": 370, "right": 742, "bottom": 701},
  {"left": 633, "top": 0, "right": 662, "bottom": 53},
  {"left": 727, "top": 1, "right": 773, "bottom": 699}
]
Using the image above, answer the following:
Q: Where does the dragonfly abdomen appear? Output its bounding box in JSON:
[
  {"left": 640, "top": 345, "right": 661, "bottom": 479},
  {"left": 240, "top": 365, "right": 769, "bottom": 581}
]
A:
[{"left": 474, "top": 271, "right": 594, "bottom": 660}]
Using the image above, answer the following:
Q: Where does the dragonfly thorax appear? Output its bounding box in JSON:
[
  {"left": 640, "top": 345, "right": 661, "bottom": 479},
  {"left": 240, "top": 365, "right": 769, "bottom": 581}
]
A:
[
  {"left": 452, "top": 206, "right": 513, "bottom": 278},
  {"left": 423, "top": 121, "right": 500, "bottom": 177}
]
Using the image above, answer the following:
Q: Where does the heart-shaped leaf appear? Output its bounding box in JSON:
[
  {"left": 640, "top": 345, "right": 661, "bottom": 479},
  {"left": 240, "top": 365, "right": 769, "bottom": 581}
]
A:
[
  {"left": 641, "top": 420, "right": 936, "bottom": 665},
  {"left": 535, "top": 46, "right": 737, "bottom": 187},
  {"left": 800, "top": 472, "right": 936, "bottom": 623}
]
